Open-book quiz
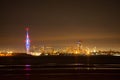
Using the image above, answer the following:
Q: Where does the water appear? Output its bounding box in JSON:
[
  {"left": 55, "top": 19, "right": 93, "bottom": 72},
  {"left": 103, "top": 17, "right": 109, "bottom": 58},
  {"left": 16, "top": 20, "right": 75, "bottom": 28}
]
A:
[
  {"left": 0, "top": 56, "right": 120, "bottom": 80},
  {"left": 0, "top": 64, "right": 120, "bottom": 80}
]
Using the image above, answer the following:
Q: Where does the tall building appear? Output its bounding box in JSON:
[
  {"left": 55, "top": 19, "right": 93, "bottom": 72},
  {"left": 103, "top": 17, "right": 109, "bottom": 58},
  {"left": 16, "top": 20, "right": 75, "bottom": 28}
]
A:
[
  {"left": 76, "top": 40, "right": 82, "bottom": 53},
  {"left": 25, "top": 28, "right": 30, "bottom": 54}
]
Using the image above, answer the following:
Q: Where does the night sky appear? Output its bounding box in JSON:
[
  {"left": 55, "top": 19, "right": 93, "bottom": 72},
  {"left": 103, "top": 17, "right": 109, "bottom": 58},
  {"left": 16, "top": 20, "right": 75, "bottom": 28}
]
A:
[{"left": 0, "top": 0, "right": 120, "bottom": 51}]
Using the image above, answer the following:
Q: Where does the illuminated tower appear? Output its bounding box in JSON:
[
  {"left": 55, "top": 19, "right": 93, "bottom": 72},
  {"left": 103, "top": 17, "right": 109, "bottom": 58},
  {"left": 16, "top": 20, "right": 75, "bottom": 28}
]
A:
[{"left": 25, "top": 28, "right": 30, "bottom": 54}]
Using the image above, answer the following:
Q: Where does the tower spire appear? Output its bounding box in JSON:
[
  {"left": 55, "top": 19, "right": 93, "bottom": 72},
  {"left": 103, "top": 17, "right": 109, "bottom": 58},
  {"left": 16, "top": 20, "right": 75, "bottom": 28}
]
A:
[{"left": 25, "top": 27, "right": 30, "bottom": 54}]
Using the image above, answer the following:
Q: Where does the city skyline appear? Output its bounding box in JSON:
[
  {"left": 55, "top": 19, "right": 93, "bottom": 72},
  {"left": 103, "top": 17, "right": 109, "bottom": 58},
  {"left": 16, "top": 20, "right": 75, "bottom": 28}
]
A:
[{"left": 0, "top": 0, "right": 120, "bottom": 51}]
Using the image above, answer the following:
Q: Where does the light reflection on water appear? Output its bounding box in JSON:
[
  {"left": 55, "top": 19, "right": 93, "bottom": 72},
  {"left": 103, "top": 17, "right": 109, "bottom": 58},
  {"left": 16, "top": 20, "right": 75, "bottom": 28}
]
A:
[
  {"left": 0, "top": 64, "right": 120, "bottom": 70},
  {"left": 24, "top": 65, "right": 31, "bottom": 80},
  {"left": 0, "top": 64, "right": 120, "bottom": 80},
  {"left": 24, "top": 65, "right": 31, "bottom": 70}
]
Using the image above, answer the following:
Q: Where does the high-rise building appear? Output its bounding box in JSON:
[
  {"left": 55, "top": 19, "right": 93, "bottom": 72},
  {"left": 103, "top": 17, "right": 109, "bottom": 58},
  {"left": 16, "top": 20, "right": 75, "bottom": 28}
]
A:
[{"left": 76, "top": 40, "right": 82, "bottom": 53}]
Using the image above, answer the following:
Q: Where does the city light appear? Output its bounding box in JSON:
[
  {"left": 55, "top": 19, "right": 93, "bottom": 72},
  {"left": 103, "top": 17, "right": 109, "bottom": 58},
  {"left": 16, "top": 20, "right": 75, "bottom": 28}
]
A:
[{"left": 0, "top": 28, "right": 120, "bottom": 57}]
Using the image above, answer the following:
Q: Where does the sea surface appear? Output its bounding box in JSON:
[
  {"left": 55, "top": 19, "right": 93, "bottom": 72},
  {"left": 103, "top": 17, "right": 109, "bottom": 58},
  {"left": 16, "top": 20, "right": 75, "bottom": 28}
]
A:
[{"left": 0, "top": 56, "right": 120, "bottom": 80}]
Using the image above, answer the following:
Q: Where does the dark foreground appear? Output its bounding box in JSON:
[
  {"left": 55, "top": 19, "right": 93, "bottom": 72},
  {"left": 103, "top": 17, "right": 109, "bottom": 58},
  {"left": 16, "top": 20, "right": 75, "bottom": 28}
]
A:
[{"left": 0, "top": 56, "right": 120, "bottom": 80}]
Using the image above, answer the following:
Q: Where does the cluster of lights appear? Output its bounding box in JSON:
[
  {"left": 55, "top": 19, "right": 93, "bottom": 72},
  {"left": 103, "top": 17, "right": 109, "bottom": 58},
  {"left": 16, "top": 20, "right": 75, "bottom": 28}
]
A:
[
  {"left": 0, "top": 53, "right": 13, "bottom": 56},
  {"left": 29, "top": 52, "right": 42, "bottom": 56},
  {"left": 0, "top": 51, "right": 13, "bottom": 54},
  {"left": 0, "top": 50, "right": 14, "bottom": 56},
  {"left": 7, "top": 51, "right": 13, "bottom": 54}
]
